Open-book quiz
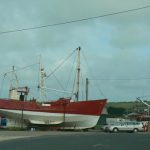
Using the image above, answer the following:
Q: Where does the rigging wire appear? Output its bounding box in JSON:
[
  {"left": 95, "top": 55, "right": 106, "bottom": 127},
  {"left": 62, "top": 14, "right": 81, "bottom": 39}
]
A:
[
  {"left": 71, "top": 63, "right": 78, "bottom": 99},
  {"left": 48, "top": 67, "right": 65, "bottom": 91},
  {"left": 0, "top": 74, "right": 7, "bottom": 97},
  {"left": 0, "top": 5, "right": 150, "bottom": 35},
  {"left": 64, "top": 52, "right": 77, "bottom": 95},
  {"left": 46, "top": 49, "right": 76, "bottom": 79},
  {"left": 44, "top": 49, "right": 78, "bottom": 98},
  {"left": 4, "top": 63, "right": 39, "bottom": 75},
  {"left": 81, "top": 50, "right": 106, "bottom": 98}
]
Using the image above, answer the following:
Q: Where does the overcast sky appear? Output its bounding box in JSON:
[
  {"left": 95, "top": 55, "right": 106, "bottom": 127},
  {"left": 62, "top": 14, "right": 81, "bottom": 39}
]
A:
[{"left": 0, "top": 0, "right": 150, "bottom": 102}]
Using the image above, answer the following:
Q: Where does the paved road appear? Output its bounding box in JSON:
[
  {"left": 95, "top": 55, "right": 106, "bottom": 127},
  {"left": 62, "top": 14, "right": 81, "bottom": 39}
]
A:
[{"left": 0, "top": 131, "right": 150, "bottom": 150}]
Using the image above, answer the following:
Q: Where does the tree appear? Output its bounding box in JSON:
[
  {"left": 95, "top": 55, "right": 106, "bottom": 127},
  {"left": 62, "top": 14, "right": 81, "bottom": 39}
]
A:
[{"left": 107, "top": 106, "right": 126, "bottom": 117}]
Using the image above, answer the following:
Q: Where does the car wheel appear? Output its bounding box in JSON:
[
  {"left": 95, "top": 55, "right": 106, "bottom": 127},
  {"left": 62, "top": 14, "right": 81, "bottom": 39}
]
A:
[
  {"left": 104, "top": 127, "right": 109, "bottom": 132},
  {"left": 113, "top": 128, "right": 118, "bottom": 133},
  {"left": 133, "top": 128, "right": 138, "bottom": 133}
]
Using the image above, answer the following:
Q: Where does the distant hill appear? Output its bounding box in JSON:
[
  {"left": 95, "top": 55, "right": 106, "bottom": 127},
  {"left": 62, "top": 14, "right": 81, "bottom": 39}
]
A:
[
  {"left": 107, "top": 101, "right": 136, "bottom": 109},
  {"left": 107, "top": 101, "right": 150, "bottom": 115}
]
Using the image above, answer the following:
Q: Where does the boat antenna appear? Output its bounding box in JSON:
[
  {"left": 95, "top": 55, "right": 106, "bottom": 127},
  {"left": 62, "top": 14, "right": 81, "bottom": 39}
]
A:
[{"left": 76, "top": 47, "right": 81, "bottom": 101}]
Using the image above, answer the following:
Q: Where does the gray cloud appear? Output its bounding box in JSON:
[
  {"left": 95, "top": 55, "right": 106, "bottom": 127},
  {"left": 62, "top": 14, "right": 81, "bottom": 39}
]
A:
[{"left": 0, "top": 0, "right": 150, "bottom": 101}]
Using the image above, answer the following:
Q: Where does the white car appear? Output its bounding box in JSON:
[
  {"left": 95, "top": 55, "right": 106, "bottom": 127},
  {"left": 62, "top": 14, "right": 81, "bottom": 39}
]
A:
[{"left": 103, "top": 121, "right": 147, "bottom": 133}]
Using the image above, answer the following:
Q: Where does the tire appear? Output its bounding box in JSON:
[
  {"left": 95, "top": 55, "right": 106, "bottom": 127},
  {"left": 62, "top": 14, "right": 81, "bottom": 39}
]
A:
[
  {"left": 105, "top": 127, "right": 109, "bottom": 132},
  {"left": 83, "top": 129, "right": 88, "bottom": 132},
  {"left": 113, "top": 128, "right": 118, "bottom": 133},
  {"left": 133, "top": 128, "right": 138, "bottom": 133}
]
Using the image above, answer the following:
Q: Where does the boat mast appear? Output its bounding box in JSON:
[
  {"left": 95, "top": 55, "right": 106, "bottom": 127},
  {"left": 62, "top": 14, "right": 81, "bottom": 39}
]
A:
[
  {"left": 76, "top": 47, "right": 81, "bottom": 101},
  {"left": 11, "top": 66, "right": 19, "bottom": 88},
  {"left": 38, "top": 56, "right": 46, "bottom": 101}
]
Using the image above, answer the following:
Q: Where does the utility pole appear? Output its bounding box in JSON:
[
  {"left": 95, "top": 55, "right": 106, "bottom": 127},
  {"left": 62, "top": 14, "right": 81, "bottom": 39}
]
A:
[{"left": 86, "top": 78, "right": 89, "bottom": 101}]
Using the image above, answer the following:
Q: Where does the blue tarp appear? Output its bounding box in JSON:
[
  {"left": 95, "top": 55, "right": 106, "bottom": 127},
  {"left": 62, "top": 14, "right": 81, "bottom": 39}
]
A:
[{"left": 0, "top": 118, "right": 7, "bottom": 126}]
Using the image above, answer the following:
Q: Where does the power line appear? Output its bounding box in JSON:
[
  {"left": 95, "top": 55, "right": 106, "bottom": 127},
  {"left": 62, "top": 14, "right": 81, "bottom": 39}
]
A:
[
  {"left": 0, "top": 5, "right": 150, "bottom": 35},
  {"left": 90, "top": 77, "right": 150, "bottom": 81}
]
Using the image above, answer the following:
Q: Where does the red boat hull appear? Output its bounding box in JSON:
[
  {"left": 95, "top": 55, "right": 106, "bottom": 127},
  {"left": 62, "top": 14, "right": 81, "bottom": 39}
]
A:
[{"left": 0, "top": 98, "right": 107, "bottom": 129}]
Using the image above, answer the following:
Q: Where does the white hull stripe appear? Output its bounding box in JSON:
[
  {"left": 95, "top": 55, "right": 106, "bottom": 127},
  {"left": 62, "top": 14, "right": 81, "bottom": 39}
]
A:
[{"left": 0, "top": 109, "right": 100, "bottom": 129}]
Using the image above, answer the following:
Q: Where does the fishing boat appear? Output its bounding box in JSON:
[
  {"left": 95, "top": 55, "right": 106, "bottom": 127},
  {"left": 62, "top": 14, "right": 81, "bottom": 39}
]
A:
[{"left": 0, "top": 47, "right": 107, "bottom": 130}]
